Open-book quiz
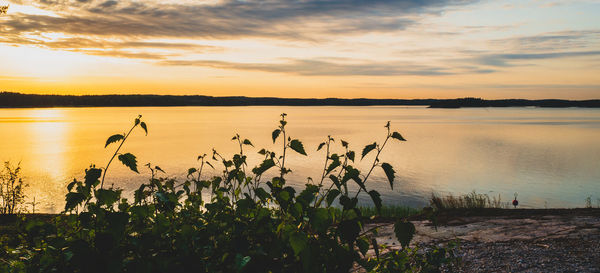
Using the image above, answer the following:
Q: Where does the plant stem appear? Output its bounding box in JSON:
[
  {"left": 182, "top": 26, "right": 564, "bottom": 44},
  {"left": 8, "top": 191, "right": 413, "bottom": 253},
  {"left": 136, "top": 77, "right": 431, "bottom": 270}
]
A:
[
  {"left": 101, "top": 122, "right": 137, "bottom": 189},
  {"left": 354, "top": 134, "right": 390, "bottom": 199}
]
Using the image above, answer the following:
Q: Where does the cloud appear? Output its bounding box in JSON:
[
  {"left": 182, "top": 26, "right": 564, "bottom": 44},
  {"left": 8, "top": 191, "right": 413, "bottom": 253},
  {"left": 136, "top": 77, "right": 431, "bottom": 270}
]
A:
[
  {"left": 81, "top": 49, "right": 169, "bottom": 59},
  {"left": 159, "top": 58, "right": 492, "bottom": 76},
  {"left": 480, "top": 84, "right": 600, "bottom": 90},
  {"left": 3, "top": 0, "right": 475, "bottom": 39},
  {"left": 0, "top": 35, "right": 212, "bottom": 50},
  {"left": 0, "top": 34, "right": 218, "bottom": 59},
  {"left": 489, "top": 30, "right": 600, "bottom": 52},
  {"left": 474, "top": 51, "right": 600, "bottom": 67},
  {"left": 0, "top": 0, "right": 477, "bottom": 65}
]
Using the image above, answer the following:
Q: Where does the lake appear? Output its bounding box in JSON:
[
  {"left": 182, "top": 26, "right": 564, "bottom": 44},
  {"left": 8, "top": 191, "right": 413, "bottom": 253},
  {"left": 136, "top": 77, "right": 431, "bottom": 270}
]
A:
[{"left": 1, "top": 106, "right": 599, "bottom": 212}]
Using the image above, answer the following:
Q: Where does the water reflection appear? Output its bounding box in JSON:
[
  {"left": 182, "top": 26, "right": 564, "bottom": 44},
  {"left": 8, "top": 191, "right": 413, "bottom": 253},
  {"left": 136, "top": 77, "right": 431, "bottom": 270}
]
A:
[{"left": 25, "top": 110, "right": 70, "bottom": 212}]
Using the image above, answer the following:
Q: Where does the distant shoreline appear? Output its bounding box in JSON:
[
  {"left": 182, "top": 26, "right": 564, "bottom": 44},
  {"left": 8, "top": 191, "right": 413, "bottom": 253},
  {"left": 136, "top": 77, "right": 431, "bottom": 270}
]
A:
[{"left": 1, "top": 92, "right": 599, "bottom": 108}]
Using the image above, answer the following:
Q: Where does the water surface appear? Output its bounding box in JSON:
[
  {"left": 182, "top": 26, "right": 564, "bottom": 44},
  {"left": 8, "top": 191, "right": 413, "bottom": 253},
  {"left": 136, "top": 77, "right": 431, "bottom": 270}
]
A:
[{"left": 1, "top": 106, "right": 599, "bottom": 212}]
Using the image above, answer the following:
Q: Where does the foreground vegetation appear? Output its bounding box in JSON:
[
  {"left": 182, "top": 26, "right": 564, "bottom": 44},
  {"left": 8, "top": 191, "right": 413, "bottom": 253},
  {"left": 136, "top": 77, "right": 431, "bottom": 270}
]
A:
[{"left": 0, "top": 115, "right": 459, "bottom": 272}]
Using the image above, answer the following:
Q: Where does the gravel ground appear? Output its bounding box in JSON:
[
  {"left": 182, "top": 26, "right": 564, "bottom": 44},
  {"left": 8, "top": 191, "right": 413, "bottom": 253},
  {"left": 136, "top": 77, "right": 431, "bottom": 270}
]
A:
[
  {"left": 371, "top": 213, "right": 600, "bottom": 272},
  {"left": 453, "top": 236, "right": 600, "bottom": 272}
]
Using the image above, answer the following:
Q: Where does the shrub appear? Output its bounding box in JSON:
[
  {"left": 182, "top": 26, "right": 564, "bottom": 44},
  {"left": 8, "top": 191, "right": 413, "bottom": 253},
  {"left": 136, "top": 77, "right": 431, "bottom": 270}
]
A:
[
  {"left": 3, "top": 114, "right": 458, "bottom": 272},
  {"left": 0, "top": 161, "right": 28, "bottom": 215}
]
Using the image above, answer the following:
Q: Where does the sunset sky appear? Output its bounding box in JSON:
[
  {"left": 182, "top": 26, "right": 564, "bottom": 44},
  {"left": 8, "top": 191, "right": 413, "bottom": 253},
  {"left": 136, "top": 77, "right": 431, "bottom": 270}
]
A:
[{"left": 0, "top": 0, "right": 599, "bottom": 99}]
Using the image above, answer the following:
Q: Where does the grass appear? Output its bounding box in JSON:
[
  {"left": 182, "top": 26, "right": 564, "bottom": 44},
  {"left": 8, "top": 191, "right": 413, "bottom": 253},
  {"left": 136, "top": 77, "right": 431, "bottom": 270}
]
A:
[
  {"left": 328, "top": 205, "right": 422, "bottom": 221},
  {"left": 359, "top": 205, "right": 421, "bottom": 218},
  {"left": 430, "top": 191, "right": 509, "bottom": 210}
]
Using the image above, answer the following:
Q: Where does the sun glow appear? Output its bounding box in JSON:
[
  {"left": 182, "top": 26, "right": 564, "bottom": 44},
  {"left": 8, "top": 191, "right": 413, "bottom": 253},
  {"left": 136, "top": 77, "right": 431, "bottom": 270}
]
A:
[
  {"left": 2, "top": 46, "right": 94, "bottom": 80},
  {"left": 27, "top": 108, "right": 64, "bottom": 120}
]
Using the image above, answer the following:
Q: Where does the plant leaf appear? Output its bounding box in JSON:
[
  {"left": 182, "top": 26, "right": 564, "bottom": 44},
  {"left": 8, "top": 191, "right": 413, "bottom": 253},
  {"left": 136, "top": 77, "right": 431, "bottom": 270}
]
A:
[
  {"left": 368, "top": 190, "right": 382, "bottom": 214},
  {"left": 326, "top": 154, "right": 340, "bottom": 174},
  {"left": 289, "top": 139, "right": 307, "bottom": 156},
  {"left": 329, "top": 175, "right": 340, "bottom": 190},
  {"left": 95, "top": 189, "right": 121, "bottom": 207},
  {"left": 65, "top": 192, "right": 86, "bottom": 211},
  {"left": 346, "top": 151, "right": 355, "bottom": 162},
  {"left": 317, "top": 142, "right": 326, "bottom": 151},
  {"left": 105, "top": 134, "right": 124, "bottom": 148},
  {"left": 67, "top": 180, "right": 77, "bottom": 192},
  {"left": 339, "top": 220, "right": 361, "bottom": 243},
  {"left": 254, "top": 188, "right": 270, "bottom": 202},
  {"left": 155, "top": 166, "right": 165, "bottom": 173},
  {"left": 242, "top": 139, "right": 254, "bottom": 146},
  {"left": 381, "top": 163, "right": 395, "bottom": 190},
  {"left": 234, "top": 254, "right": 251, "bottom": 272},
  {"left": 310, "top": 208, "right": 331, "bottom": 234},
  {"left": 342, "top": 166, "right": 364, "bottom": 191},
  {"left": 289, "top": 232, "right": 308, "bottom": 255},
  {"left": 326, "top": 189, "right": 340, "bottom": 206},
  {"left": 252, "top": 159, "right": 275, "bottom": 176},
  {"left": 272, "top": 129, "right": 281, "bottom": 143},
  {"left": 391, "top": 132, "right": 406, "bottom": 141},
  {"left": 140, "top": 122, "right": 148, "bottom": 136},
  {"left": 394, "top": 220, "right": 416, "bottom": 249},
  {"left": 372, "top": 238, "right": 380, "bottom": 260},
  {"left": 118, "top": 153, "right": 139, "bottom": 173},
  {"left": 341, "top": 140, "right": 349, "bottom": 148},
  {"left": 361, "top": 142, "right": 377, "bottom": 159},
  {"left": 357, "top": 237, "right": 370, "bottom": 256}
]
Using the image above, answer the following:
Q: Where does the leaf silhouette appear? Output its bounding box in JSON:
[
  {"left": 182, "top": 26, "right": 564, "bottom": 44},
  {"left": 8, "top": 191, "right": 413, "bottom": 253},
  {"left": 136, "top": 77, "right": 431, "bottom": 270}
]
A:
[
  {"left": 391, "top": 132, "right": 406, "bottom": 141},
  {"left": 118, "top": 153, "right": 139, "bottom": 173},
  {"left": 317, "top": 142, "right": 326, "bottom": 151},
  {"left": 140, "top": 122, "right": 148, "bottom": 135},
  {"left": 272, "top": 129, "right": 281, "bottom": 143},
  {"left": 368, "top": 190, "right": 382, "bottom": 213},
  {"left": 361, "top": 142, "right": 377, "bottom": 159},
  {"left": 243, "top": 139, "right": 254, "bottom": 146},
  {"left": 289, "top": 139, "right": 307, "bottom": 155},
  {"left": 381, "top": 163, "right": 395, "bottom": 190},
  {"left": 394, "top": 221, "right": 416, "bottom": 249},
  {"left": 105, "top": 134, "right": 124, "bottom": 148}
]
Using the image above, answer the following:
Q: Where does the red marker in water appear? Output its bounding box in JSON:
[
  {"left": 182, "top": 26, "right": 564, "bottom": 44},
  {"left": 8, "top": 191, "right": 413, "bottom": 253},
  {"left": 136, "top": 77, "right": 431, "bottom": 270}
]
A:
[{"left": 512, "top": 192, "right": 519, "bottom": 208}]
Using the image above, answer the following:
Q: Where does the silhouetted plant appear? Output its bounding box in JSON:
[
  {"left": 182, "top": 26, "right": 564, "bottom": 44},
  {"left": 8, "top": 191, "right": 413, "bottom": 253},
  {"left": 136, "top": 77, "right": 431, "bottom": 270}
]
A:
[
  {"left": 430, "top": 191, "right": 509, "bottom": 210},
  {"left": 0, "top": 161, "right": 27, "bottom": 215},
  {"left": 2, "top": 114, "right": 459, "bottom": 272}
]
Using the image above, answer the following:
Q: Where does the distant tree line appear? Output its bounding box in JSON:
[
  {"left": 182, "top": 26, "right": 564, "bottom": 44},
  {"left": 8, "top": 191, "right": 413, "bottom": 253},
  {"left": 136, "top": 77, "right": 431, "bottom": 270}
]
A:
[
  {"left": 1, "top": 92, "right": 599, "bottom": 108},
  {"left": 428, "top": 97, "right": 600, "bottom": 108}
]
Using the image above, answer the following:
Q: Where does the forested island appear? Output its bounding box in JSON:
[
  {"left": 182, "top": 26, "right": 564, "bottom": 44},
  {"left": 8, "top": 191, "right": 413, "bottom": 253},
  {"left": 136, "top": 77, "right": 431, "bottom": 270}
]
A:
[{"left": 1, "top": 92, "right": 599, "bottom": 108}]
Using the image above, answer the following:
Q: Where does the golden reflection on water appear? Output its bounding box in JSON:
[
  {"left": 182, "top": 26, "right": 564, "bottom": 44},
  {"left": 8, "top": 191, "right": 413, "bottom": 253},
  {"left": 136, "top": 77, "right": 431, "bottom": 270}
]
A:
[
  {"left": 25, "top": 109, "right": 70, "bottom": 212},
  {"left": 1, "top": 106, "right": 599, "bottom": 212}
]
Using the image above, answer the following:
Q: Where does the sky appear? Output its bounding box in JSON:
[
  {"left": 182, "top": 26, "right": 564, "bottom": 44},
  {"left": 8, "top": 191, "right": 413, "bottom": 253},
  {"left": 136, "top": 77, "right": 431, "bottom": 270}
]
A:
[{"left": 0, "top": 0, "right": 599, "bottom": 99}]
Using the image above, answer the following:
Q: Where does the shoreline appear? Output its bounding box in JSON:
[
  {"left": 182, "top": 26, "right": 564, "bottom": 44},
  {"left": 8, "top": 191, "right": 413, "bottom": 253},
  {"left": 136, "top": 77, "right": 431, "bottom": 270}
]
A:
[{"left": 2, "top": 92, "right": 600, "bottom": 108}]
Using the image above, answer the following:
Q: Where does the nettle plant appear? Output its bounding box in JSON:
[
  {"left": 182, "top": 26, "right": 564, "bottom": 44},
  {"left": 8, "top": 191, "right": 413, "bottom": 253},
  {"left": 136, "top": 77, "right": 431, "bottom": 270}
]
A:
[{"left": 10, "top": 114, "right": 458, "bottom": 273}]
